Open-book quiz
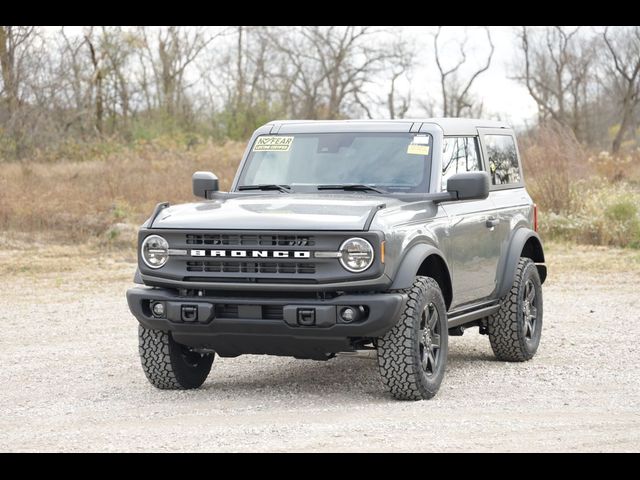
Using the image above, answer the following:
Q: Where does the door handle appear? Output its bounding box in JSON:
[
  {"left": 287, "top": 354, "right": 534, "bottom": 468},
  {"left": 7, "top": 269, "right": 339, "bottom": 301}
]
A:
[{"left": 486, "top": 217, "right": 500, "bottom": 229}]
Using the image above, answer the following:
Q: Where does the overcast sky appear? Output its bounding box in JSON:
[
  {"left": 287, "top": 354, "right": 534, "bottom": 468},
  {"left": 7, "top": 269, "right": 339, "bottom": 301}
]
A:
[{"left": 400, "top": 26, "right": 538, "bottom": 127}]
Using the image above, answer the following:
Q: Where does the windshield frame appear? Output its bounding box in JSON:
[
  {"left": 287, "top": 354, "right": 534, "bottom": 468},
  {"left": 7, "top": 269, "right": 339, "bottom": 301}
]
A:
[{"left": 233, "top": 127, "right": 441, "bottom": 195}]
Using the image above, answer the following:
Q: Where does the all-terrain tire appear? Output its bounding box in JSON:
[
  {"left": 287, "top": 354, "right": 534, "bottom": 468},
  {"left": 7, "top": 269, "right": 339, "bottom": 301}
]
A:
[
  {"left": 138, "top": 325, "right": 214, "bottom": 389},
  {"left": 377, "top": 276, "right": 448, "bottom": 400},
  {"left": 488, "top": 257, "right": 543, "bottom": 362}
]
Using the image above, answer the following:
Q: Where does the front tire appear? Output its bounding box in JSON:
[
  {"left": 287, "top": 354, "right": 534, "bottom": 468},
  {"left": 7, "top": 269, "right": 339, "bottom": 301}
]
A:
[
  {"left": 488, "top": 258, "right": 543, "bottom": 362},
  {"left": 138, "top": 325, "right": 214, "bottom": 389},
  {"left": 377, "top": 277, "right": 449, "bottom": 400}
]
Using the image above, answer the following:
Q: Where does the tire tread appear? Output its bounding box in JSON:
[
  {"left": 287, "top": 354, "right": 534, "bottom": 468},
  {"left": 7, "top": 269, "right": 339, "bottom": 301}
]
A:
[
  {"left": 377, "top": 277, "right": 447, "bottom": 400},
  {"left": 138, "top": 326, "right": 212, "bottom": 389},
  {"left": 488, "top": 258, "right": 541, "bottom": 362}
]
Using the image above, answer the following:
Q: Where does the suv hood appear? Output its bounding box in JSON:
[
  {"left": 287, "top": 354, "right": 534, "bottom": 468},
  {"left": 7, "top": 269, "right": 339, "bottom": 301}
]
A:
[{"left": 151, "top": 194, "right": 397, "bottom": 231}]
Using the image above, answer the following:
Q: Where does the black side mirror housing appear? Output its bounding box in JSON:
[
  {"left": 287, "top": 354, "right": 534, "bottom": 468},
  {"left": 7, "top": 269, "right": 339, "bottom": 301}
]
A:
[
  {"left": 192, "top": 171, "right": 219, "bottom": 199},
  {"left": 446, "top": 172, "right": 490, "bottom": 201}
]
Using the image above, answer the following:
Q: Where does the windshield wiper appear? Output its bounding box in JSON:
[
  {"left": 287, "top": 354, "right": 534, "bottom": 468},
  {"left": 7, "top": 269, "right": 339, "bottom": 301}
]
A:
[
  {"left": 238, "top": 184, "right": 291, "bottom": 193},
  {"left": 317, "top": 184, "right": 388, "bottom": 194}
]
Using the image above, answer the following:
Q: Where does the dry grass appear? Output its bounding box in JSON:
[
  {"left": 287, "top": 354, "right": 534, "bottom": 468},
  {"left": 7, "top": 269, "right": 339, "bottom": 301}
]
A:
[
  {"left": 544, "top": 240, "right": 640, "bottom": 274},
  {"left": 0, "top": 137, "right": 245, "bottom": 244}
]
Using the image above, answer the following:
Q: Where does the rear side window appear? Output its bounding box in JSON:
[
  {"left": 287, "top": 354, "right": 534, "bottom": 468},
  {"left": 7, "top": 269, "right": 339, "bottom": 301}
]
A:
[
  {"left": 441, "top": 137, "right": 481, "bottom": 190},
  {"left": 485, "top": 135, "right": 521, "bottom": 185}
]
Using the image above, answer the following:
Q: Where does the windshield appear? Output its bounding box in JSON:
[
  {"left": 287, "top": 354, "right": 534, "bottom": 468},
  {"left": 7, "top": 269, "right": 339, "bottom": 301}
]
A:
[{"left": 237, "top": 132, "right": 433, "bottom": 193}]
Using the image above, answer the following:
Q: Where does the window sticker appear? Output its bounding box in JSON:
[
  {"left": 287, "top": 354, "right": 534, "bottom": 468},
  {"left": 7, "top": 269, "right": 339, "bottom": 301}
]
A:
[
  {"left": 253, "top": 136, "right": 294, "bottom": 152},
  {"left": 411, "top": 135, "right": 430, "bottom": 145},
  {"left": 407, "top": 144, "right": 430, "bottom": 155}
]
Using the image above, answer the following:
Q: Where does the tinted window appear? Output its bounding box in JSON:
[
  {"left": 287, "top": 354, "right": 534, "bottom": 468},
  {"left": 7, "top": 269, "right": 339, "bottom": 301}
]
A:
[
  {"left": 239, "top": 133, "right": 433, "bottom": 193},
  {"left": 441, "top": 137, "right": 481, "bottom": 190},
  {"left": 485, "top": 135, "right": 521, "bottom": 185}
]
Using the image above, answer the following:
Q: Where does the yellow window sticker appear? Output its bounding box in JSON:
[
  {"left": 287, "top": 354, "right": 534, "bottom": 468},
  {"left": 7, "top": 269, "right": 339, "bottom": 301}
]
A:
[
  {"left": 253, "top": 136, "right": 294, "bottom": 152},
  {"left": 407, "top": 144, "right": 430, "bottom": 155}
]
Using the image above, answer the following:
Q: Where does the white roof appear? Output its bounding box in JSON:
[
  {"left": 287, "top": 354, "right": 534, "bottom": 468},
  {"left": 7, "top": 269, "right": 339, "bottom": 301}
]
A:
[
  {"left": 268, "top": 118, "right": 511, "bottom": 136},
  {"left": 418, "top": 117, "right": 511, "bottom": 134}
]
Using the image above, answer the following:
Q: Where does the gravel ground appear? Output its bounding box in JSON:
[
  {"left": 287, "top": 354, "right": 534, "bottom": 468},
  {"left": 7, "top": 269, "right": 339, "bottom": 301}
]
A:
[{"left": 1, "top": 244, "right": 639, "bottom": 452}]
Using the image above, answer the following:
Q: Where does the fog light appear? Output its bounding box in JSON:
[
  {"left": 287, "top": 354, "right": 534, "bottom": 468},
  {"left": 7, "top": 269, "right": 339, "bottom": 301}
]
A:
[
  {"left": 340, "top": 307, "right": 357, "bottom": 323},
  {"left": 152, "top": 302, "right": 165, "bottom": 317}
]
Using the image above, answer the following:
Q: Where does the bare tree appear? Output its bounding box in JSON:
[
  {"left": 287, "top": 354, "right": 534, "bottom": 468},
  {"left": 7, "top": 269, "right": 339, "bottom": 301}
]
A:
[
  {"left": 197, "top": 26, "right": 274, "bottom": 138},
  {"left": 138, "top": 26, "right": 225, "bottom": 117},
  {"left": 512, "top": 26, "right": 597, "bottom": 141},
  {"left": 385, "top": 38, "right": 414, "bottom": 119},
  {"left": 351, "top": 34, "right": 414, "bottom": 119},
  {"left": 83, "top": 27, "right": 106, "bottom": 135},
  {"left": 0, "top": 26, "right": 36, "bottom": 116},
  {"left": 100, "top": 27, "right": 135, "bottom": 131},
  {"left": 0, "top": 26, "right": 37, "bottom": 116},
  {"left": 602, "top": 26, "right": 640, "bottom": 153},
  {"left": 433, "top": 26, "right": 494, "bottom": 117},
  {"left": 0, "top": 26, "right": 39, "bottom": 156},
  {"left": 13, "top": 25, "right": 640, "bottom": 162},
  {"left": 268, "top": 26, "right": 391, "bottom": 119}
]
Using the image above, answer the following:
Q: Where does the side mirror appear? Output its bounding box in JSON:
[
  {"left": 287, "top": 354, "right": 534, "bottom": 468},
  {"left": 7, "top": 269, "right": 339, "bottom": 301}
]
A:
[
  {"left": 446, "top": 172, "right": 490, "bottom": 201},
  {"left": 192, "top": 171, "right": 219, "bottom": 199}
]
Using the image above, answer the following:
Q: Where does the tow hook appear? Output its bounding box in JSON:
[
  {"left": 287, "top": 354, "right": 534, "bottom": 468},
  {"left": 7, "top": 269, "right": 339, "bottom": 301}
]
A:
[{"left": 181, "top": 305, "right": 198, "bottom": 322}]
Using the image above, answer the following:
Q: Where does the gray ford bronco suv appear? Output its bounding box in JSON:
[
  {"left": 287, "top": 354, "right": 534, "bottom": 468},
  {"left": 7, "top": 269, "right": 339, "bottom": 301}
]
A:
[{"left": 127, "top": 118, "right": 547, "bottom": 400}]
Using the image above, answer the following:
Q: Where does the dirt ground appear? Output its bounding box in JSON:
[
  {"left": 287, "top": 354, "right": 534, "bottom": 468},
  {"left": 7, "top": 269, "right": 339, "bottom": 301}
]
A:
[{"left": 1, "top": 241, "right": 639, "bottom": 452}]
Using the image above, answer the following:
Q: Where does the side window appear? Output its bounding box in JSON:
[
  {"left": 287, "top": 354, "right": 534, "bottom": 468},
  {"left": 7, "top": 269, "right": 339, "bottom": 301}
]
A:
[
  {"left": 484, "top": 134, "right": 521, "bottom": 185},
  {"left": 441, "top": 137, "right": 481, "bottom": 190}
]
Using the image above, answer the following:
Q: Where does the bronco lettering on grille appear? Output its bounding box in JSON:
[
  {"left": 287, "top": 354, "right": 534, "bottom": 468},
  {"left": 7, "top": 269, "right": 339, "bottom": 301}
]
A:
[{"left": 190, "top": 249, "right": 311, "bottom": 259}]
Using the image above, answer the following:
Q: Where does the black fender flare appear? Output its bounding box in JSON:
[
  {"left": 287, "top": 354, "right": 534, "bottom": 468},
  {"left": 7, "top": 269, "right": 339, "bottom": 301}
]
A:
[
  {"left": 496, "top": 228, "right": 546, "bottom": 299},
  {"left": 390, "top": 243, "right": 453, "bottom": 308},
  {"left": 134, "top": 268, "right": 143, "bottom": 284}
]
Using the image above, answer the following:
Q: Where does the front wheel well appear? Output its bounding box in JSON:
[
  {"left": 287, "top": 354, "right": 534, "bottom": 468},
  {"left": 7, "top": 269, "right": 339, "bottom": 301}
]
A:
[{"left": 416, "top": 255, "right": 453, "bottom": 310}]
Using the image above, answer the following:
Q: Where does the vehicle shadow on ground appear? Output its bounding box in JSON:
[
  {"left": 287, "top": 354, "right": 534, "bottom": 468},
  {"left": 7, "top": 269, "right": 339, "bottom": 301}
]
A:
[
  {"left": 203, "top": 355, "right": 388, "bottom": 401},
  {"left": 194, "top": 344, "right": 497, "bottom": 402}
]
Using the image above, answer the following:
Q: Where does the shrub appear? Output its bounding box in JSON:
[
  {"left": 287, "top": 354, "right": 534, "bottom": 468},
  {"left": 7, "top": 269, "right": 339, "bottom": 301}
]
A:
[
  {"left": 603, "top": 201, "right": 640, "bottom": 248},
  {"left": 539, "top": 179, "right": 640, "bottom": 248},
  {"left": 520, "top": 121, "right": 587, "bottom": 214}
]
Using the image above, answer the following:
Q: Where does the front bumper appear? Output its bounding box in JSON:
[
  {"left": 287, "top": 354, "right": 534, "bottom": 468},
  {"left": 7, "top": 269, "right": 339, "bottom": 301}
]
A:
[{"left": 126, "top": 287, "right": 406, "bottom": 358}]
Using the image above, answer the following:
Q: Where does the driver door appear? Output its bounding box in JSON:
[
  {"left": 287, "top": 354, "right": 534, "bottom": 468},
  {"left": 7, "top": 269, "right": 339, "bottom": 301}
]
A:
[{"left": 440, "top": 136, "right": 502, "bottom": 309}]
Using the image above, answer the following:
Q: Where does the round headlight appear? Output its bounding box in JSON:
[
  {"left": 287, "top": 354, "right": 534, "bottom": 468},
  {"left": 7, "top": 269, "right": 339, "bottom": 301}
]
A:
[
  {"left": 141, "top": 235, "right": 169, "bottom": 269},
  {"left": 339, "top": 238, "right": 374, "bottom": 273}
]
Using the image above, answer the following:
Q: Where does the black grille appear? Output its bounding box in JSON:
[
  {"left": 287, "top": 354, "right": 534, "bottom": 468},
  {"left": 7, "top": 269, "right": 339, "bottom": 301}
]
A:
[
  {"left": 215, "top": 304, "right": 238, "bottom": 317},
  {"left": 214, "top": 304, "right": 284, "bottom": 320},
  {"left": 186, "top": 261, "right": 316, "bottom": 274},
  {"left": 186, "top": 234, "right": 315, "bottom": 247},
  {"left": 262, "top": 305, "right": 284, "bottom": 320}
]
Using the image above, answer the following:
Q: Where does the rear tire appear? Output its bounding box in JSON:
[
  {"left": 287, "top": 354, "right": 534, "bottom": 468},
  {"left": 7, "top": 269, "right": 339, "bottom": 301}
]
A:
[
  {"left": 138, "top": 325, "right": 214, "bottom": 389},
  {"left": 377, "top": 277, "right": 448, "bottom": 400},
  {"left": 488, "top": 258, "right": 543, "bottom": 362}
]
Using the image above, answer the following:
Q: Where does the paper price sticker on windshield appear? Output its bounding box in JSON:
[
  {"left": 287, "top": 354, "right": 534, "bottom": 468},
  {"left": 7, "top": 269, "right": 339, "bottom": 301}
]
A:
[
  {"left": 407, "top": 144, "right": 430, "bottom": 155},
  {"left": 411, "top": 135, "right": 430, "bottom": 145},
  {"left": 253, "top": 136, "right": 294, "bottom": 152}
]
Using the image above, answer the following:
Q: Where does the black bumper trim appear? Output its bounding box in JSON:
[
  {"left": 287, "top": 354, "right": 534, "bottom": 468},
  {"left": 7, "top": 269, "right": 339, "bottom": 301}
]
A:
[
  {"left": 140, "top": 273, "right": 394, "bottom": 292},
  {"left": 127, "top": 286, "right": 406, "bottom": 357}
]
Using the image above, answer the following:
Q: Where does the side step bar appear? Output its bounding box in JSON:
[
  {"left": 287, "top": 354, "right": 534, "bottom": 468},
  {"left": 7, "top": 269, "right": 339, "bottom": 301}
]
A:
[{"left": 447, "top": 303, "right": 501, "bottom": 328}]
